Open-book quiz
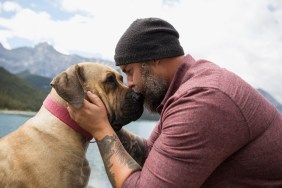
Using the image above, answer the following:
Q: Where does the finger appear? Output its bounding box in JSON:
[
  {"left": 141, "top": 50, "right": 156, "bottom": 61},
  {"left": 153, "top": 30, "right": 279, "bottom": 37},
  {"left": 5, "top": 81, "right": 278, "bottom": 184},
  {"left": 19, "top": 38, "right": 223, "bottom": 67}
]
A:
[
  {"left": 87, "top": 91, "right": 104, "bottom": 107},
  {"left": 67, "top": 104, "right": 76, "bottom": 119}
]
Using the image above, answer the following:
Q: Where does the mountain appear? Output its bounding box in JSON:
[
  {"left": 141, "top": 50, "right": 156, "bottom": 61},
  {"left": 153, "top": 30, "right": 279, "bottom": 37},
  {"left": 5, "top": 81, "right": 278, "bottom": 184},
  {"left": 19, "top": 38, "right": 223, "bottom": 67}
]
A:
[
  {"left": 16, "top": 70, "right": 52, "bottom": 92},
  {"left": 0, "top": 67, "right": 48, "bottom": 111},
  {"left": 0, "top": 42, "right": 114, "bottom": 78},
  {"left": 258, "top": 88, "right": 282, "bottom": 113}
]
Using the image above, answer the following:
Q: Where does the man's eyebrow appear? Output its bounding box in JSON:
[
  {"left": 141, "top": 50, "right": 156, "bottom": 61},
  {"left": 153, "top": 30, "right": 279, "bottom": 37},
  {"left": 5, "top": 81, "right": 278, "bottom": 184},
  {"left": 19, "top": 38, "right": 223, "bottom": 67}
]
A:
[{"left": 121, "top": 65, "right": 128, "bottom": 73}]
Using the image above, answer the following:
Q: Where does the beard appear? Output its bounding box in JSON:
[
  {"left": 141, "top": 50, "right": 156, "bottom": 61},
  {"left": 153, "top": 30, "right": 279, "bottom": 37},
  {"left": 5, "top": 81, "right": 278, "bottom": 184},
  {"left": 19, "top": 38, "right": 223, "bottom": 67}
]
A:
[{"left": 140, "top": 64, "right": 169, "bottom": 113}]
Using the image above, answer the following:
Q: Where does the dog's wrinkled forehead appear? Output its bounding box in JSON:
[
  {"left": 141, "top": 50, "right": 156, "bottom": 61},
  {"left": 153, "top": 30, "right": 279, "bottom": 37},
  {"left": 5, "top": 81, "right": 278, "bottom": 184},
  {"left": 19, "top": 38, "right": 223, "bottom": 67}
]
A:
[{"left": 80, "top": 62, "right": 121, "bottom": 82}]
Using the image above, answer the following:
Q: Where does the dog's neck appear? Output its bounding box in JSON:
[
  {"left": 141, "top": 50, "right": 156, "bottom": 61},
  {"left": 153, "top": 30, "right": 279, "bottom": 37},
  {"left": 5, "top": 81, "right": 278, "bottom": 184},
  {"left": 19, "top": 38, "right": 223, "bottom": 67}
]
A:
[{"left": 43, "top": 90, "right": 93, "bottom": 141}]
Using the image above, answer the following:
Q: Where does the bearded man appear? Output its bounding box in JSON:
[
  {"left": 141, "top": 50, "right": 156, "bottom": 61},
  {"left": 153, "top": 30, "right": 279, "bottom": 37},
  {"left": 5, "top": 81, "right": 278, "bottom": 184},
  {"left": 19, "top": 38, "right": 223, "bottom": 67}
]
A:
[{"left": 68, "top": 17, "right": 282, "bottom": 188}]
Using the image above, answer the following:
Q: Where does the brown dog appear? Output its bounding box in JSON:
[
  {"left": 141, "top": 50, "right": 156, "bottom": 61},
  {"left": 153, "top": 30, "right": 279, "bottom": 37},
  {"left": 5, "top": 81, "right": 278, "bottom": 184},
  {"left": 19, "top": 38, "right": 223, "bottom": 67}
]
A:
[{"left": 0, "top": 62, "right": 144, "bottom": 188}]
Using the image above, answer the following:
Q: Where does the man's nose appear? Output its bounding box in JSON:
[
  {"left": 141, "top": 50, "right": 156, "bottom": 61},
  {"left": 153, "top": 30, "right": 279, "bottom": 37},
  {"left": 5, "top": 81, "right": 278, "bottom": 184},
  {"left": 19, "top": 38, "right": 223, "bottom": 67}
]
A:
[{"left": 127, "top": 79, "right": 134, "bottom": 89}]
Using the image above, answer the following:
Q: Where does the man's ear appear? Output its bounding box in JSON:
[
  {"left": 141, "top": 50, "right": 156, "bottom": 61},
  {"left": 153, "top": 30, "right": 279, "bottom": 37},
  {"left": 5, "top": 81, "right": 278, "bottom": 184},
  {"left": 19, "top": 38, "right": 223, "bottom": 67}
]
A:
[{"left": 50, "top": 64, "right": 85, "bottom": 108}]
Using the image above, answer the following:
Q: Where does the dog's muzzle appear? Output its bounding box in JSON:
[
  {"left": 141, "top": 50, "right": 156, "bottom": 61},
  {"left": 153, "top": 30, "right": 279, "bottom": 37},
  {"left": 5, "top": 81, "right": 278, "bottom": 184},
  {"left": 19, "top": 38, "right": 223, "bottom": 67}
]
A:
[{"left": 111, "top": 90, "right": 144, "bottom": 131}]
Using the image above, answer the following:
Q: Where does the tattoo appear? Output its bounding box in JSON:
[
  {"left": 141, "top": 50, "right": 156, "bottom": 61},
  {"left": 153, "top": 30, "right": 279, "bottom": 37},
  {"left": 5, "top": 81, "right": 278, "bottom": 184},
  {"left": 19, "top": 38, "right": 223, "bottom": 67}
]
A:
[
  {"left": 116, "top": 129, "right": 146, "bottom": 166},
  {"left": 96, "top": 134, "right": 141, "bottom": 188}
]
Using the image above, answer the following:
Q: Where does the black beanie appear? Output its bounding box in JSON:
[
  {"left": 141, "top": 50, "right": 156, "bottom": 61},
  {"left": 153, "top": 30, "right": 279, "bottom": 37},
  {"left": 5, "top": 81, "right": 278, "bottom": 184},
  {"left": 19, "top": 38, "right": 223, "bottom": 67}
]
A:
[{"left": 114, "top": 17, "right": 184, "bottom": 66}]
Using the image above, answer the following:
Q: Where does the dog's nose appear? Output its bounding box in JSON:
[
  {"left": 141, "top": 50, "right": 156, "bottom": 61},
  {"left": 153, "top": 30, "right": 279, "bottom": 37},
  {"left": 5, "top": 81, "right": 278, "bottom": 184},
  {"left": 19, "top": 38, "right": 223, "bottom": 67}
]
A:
[{"left": 132, "top": 92, "right": 144, "bottom": 103}]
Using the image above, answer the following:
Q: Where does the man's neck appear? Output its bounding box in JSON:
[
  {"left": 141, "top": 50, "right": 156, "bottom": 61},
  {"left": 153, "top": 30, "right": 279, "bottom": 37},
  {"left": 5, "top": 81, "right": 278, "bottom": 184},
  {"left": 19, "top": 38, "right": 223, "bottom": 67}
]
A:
[{"left": 161, "top": 55, "right": 186, "bottom": 84}]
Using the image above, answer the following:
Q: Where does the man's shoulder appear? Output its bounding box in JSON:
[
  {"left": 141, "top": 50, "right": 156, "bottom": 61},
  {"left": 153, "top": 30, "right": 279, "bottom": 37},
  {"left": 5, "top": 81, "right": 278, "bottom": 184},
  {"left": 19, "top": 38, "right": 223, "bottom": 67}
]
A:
[{"left": 179, "top": 59, "right": 249, "bottom": 97}]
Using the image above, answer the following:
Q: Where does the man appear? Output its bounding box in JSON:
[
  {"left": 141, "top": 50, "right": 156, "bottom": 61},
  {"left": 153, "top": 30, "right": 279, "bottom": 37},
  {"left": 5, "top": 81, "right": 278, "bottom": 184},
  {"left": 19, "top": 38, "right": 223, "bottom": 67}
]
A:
[{"left": 68, "top": 18, "right": 282, "bottom": 188}]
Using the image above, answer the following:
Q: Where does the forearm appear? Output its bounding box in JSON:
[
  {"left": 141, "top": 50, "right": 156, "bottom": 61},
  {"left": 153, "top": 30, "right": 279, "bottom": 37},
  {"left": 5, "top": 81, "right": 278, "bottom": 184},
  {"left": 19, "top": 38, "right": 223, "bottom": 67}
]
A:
[
  {"left": 116, "top": 128, "right": 147, "bottom": 166},
  {"left": 96, "top": 126, "right": 141, "bottom": 188}
]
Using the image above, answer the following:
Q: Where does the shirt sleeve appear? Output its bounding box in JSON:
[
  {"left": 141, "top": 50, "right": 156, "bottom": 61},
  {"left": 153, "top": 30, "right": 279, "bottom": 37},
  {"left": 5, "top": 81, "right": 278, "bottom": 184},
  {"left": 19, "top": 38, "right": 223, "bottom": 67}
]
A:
[{"left": 123, "top": 88, "right": 250, "bottom": 188}]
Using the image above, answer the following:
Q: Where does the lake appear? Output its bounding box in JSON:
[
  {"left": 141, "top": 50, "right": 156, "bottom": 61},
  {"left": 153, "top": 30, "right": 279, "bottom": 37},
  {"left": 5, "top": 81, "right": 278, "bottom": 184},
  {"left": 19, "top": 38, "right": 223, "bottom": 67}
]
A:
[{"left": 0, "top": 113, "right": 157, "bottom": 188}]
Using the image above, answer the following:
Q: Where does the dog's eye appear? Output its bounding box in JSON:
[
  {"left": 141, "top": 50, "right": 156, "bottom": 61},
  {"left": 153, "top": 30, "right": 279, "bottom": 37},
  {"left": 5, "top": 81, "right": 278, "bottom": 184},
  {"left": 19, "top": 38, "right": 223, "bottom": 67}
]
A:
[
  {"left": 118, "top": 75, "right": 123, "bottom": 82},
  {"left": 104, "top": 74, "right": 117, "bottom": 93},
  {"left": 105, "top": 74, "right": 116, "bottom": 84}
]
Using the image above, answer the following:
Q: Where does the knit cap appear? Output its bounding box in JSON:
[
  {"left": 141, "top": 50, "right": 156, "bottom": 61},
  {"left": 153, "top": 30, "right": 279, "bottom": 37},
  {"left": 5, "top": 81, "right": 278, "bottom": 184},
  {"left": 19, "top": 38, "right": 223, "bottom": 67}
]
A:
[{"left": 114, "top": 17, "right": 184, "bottom": 66}]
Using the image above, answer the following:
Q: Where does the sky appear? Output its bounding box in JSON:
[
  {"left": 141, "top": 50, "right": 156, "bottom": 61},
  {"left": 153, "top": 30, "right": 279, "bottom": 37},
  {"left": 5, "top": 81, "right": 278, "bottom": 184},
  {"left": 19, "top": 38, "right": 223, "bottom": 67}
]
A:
[{"left": 0, "top": 0, "right": 282, "bottom": 103}]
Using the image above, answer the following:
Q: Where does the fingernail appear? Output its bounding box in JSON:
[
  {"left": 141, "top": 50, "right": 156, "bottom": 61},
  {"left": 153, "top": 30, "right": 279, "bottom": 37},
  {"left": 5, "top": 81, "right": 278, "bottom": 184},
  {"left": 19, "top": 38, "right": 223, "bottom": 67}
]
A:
[{"left": 87, "top": 91, "right": 93, "bottom": 96}]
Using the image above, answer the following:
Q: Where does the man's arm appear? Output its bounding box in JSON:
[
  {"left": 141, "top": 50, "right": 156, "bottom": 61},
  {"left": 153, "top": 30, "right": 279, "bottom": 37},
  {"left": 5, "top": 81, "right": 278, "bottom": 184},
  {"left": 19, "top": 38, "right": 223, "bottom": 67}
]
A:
[
  {"left": 68, "top": 92, "right": 143, "bottom": 188},
  {"left": 116, "top": 128, "right": 147, "bottom": 166},
  {"left": 96, "top": 129, "right": 142, "bottom": 188}
]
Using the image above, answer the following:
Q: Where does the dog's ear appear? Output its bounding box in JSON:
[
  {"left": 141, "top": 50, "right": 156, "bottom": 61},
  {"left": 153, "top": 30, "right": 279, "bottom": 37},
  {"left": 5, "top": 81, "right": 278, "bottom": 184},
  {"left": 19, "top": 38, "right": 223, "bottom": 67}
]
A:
[{"left": 50, "top": 64, "right": 86, "bottom": 108}]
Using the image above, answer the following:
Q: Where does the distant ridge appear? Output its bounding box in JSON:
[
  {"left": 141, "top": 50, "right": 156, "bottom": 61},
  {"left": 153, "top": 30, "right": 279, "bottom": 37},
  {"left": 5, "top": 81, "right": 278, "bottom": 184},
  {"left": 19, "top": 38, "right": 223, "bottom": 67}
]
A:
[
  {"left": 0, "top": 67, "right": 48, "bottom": 111},
  {"left": 257, "top": 88, "right": 282, "bottom": 113},
  {"left": 16, "top": 70, "right": 52, "bottom": 92},
  {"left": 0, "top": 42, "right": 115, "bottom": 78}
]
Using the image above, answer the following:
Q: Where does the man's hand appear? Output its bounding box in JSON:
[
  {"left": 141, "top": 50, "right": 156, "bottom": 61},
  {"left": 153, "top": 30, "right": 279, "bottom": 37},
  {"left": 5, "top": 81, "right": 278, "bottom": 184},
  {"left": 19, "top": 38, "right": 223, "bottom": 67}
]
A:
[
  {"left": 67, "top": 91, "right": 111, "bottom": 139},
  {"left": 68, "top": 91, "right": 141, "bottom": 188}
]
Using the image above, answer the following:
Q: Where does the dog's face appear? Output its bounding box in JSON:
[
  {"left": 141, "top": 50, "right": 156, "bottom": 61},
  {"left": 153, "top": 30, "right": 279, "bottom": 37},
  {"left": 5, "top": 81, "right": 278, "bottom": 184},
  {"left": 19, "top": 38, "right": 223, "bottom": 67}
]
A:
[{"left": 50, "top": 62, "right": 144, "bottom": 130}]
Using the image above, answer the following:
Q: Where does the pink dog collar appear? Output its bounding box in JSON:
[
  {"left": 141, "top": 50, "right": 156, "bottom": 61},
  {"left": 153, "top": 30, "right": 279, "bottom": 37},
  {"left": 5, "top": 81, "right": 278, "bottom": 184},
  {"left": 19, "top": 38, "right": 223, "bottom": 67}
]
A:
[{"left": 43, "top": 95, "right": 93, "bottom": 140}]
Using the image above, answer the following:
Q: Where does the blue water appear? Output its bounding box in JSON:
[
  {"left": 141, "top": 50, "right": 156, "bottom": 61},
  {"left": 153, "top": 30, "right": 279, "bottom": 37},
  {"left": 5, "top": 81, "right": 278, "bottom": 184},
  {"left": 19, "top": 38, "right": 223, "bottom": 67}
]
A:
[
  {"left": 0, "top": 114, "right": 34, "bottom": 137},
  {"left": 0, "top": 113, "right": 156, "bottom": 188}
]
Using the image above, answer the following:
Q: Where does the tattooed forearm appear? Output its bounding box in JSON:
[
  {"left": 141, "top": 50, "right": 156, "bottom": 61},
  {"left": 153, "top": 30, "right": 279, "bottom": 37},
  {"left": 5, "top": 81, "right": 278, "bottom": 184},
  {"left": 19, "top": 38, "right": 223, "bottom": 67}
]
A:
[
  {"left": 116, "top": 128, "right": 146, "bottom": 166},
  {"left": 96, "top": 134, "right": 141, "bottom": 188}
]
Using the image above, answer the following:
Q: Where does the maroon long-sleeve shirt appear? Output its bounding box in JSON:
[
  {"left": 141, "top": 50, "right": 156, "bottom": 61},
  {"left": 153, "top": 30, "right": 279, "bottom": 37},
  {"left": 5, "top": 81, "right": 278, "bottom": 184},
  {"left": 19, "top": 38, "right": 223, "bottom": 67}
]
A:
[{"left": 123, "top": 54, "right": 282, "bottom": 188}]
